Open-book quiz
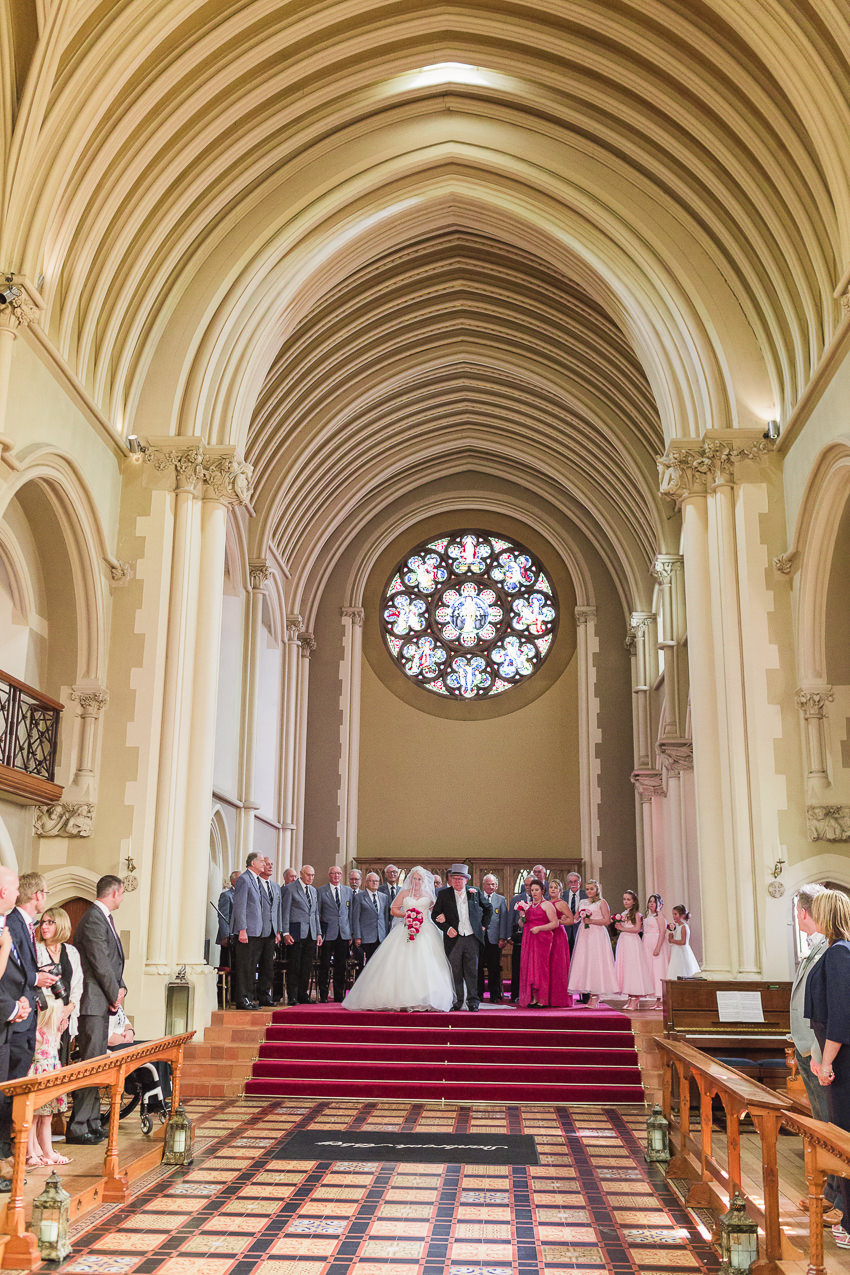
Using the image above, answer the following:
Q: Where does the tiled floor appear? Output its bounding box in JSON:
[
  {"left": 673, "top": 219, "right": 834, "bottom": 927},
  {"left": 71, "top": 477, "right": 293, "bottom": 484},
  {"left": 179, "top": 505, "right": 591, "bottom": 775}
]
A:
[{"left": 7, "top": 1099, "right": 720, "bottom": 1274}]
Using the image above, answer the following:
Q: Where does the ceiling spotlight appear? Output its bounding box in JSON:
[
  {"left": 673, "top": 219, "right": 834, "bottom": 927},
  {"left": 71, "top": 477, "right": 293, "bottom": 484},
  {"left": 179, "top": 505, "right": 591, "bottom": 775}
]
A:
[
  {"left": 0, "top": 283, "right": 22, "bottom": 306},
  {"left": 763, "top": 420, "right": 780, "bottom": 441},
  {"left": 127, "top": 434, "right": 146, "bottom": 455}
]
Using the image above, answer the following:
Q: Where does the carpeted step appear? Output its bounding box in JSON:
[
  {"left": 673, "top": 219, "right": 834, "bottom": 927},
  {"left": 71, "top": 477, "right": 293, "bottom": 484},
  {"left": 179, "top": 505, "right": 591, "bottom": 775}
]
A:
[
  {"left": 245, "top": 1077, "right": 645, "bottom": 1102},
  {"left": 271, "top": 1007, "right": 628, "bottom": 1028},
  {"left": 252, "top": 1059, "right": 642, "bottom": 1085},
  {"left": 263, "top": 1026, "right": 636, "bottom": 1049},
  {"left": 257, "top": 1042, "right": 639, "bottom": 1067}
]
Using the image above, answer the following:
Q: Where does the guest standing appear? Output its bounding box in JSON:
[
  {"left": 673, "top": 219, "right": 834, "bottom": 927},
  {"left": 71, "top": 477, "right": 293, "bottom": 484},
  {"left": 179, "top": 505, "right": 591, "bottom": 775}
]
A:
[
  {"left": 614, "top": 890, "right": 654, "bottom": 1010},
  {"left": 433, "top": 865, "right": 492, "bottom": 1012},
  {"left": 508, "top": 876, "right": 536, "bottom": 1003},
  {"left": 280, "top": 864, "right": 322, "bottom": 1005},
  {"left": 2, "top": 874, "right": 57, "bottom": 1146},
  {"left": 546, "top": 880, "right": 572, "bottom": 1007},
  {"left": 567, "top": 879, "right": 618, "bottom": 1007},
  {"left": 26, "top": 995, "right": 71, "bottom": 1167},
  {"left": 67, "top": 875, "right": 125, "bottom": 1145},
  {"left": 564, "top": 873, "right": 588, "bottom": 954},
  {"left": 643, "top": 894, "right": 669, "bottom": 1006},
  {"left": 231, "top": 853, "right": 275, "bottom": 1010},
  {"left": 351, "top": 873, "right": 389, "bottom": 962},
  {"left": 518, "top": 881, "right": 559, "bottom": 1007},
  {"left": 478, "top": 874, "right": 509, "bottom": 1003},
  {"left": 258, "top": 856, "right": 282, "bottom": 1005},
  {"left": 666, "top": 905, "right": 701, "bottom": 978},
  {"left": 317, "top": 866, "right": 353, "bottom": 1002},
  {"left": 805, "top": 888, "right": 850, "bottom": 1249},
  {"left": 36, "top": 908, "right": 83, "bottom": 1064},
  {"left": 216, "top": 871, "right": 241, "bottom": 969},
  {"left": 0, "top": 866, "right": 32, "bottom": 1190}
]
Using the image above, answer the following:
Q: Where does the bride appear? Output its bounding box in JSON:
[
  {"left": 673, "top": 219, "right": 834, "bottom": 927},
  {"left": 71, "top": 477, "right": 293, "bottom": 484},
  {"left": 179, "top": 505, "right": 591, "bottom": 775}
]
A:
[{"left": 343, "top": 866, "right": 455, "bottom": 1011}]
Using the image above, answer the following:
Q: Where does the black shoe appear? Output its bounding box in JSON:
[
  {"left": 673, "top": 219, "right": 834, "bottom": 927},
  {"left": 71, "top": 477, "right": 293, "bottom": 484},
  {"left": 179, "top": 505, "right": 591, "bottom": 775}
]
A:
[
  {"left": 319, "top": 997, "right": 329, "bottom": 1003},
  {"left": 468, "top": 1002, "right": 480, "bottom": 1011},
  {"left": 257, "top": 998, "right": 275, "bottom": 1007},
  {"left": 451, "top": 1003, "right": 461, "bottom": 1011},
  {"left": 65, "top": 1131, "right": 104, "bottom": 1145},
  {"left": 236, "top": 998, "right": 254, "bottom": 1011}
]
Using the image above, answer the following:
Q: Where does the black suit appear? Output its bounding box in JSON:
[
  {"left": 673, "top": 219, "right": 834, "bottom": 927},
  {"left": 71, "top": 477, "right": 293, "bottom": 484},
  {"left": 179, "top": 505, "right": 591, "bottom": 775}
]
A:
[
  {"left": 805, "top": 939, "right": 850, "bottom": 1229},
  {"left": 432, "top": 885, "right": 492, "bottom": 1009},
  {"left": 69, "top": 904, "right": 126, "bottom": 1136},
  {"left": 0, "top": 938, "right": 34, "bottom": 1158},
  {"left": 564, "top": 888, "right": 588, "bottom": 954}
]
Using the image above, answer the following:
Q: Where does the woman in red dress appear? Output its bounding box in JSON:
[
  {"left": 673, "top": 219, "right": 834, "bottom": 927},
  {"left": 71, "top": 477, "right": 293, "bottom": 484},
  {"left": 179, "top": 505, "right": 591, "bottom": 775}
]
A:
[
  {"left": 519, "top": 880, "right": 560, "bottom": 1007},
  {"left": 547, "top": 879, "right": 573, "bottom": 1007}
]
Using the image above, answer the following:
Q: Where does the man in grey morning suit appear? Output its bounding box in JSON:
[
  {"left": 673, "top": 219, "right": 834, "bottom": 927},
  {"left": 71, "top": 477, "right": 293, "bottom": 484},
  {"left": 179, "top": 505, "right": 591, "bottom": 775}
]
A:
[
  {"left": 351, "top": 872, "right": 389, "bottom": 962},
  {"left": 280, "top": 864, "right": 322, "bottom": 1005},
  {"left": 67, "top": 875, "right": 126, "bottom": 1142},
  {"left": 231, "top": 852, "right": 275, "bottom": 1010},
  {"left": 478, "top": 874, "right": 510, "bottom": 1002},
  {"left": 790, "top": 883, "right": 841, "bottom": 1219},
  {"left": 216, "top": 870, "right": 241, "bottom": 967},
  {"left": 318, "top": 866, "right": 354, "bottom": 1002}
]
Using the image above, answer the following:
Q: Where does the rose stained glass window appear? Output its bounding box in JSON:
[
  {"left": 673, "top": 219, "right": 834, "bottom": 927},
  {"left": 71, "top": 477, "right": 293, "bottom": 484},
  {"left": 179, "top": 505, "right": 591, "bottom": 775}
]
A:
[{"left": 382, "top": 531, "right": 558, "bottom": 699}]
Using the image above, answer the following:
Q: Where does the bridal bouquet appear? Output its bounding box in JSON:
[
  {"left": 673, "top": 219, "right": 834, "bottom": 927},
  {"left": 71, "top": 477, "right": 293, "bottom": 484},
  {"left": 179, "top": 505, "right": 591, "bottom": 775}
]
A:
[
  {"left": 405, "top": 907, "right": 424, "bottom": 942},
  {"left": 577, "top": 907, "right": 592, "bottom": 929},
  {"left": 611, "top": 912, "right": 625, "bottom": 924},
  {"left": 515, "top": 900, "right": 530, "bottom": 930}
]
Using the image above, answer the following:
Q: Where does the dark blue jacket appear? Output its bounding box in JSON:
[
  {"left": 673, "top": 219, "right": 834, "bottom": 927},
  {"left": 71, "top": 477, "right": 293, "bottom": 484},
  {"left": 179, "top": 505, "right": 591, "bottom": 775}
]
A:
[{"left": 804, "top": 939, "right": 850, "bottom": 1043}]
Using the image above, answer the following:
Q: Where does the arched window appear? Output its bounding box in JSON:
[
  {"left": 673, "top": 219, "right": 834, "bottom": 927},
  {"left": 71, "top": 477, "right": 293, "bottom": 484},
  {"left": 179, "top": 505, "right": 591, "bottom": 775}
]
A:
[{"left": 381, "top": 530, "right": 558, "bottom": 700}]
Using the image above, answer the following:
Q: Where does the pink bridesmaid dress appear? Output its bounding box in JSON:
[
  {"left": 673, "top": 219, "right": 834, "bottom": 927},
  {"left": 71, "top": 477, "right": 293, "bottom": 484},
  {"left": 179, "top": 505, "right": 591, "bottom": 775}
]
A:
[
  {"left": 549, "top": 920, "right": 571, "bottom": 1007},
  {"left": 643, "top": 912, "right": 669, "bottom": 997},
  {"left": 614, "top": 920, "right": 655, "bottom": 997},
  {"left": 567, "top": 901, "right": 618, "bottom": 995},
  {"left": 519, "top": 903, "right": 553, "bottom": 1006}
]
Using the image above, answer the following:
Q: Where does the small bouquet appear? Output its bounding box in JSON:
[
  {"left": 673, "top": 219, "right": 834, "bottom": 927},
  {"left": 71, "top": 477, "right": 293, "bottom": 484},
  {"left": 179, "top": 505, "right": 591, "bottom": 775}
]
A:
[
  {"left": 405, "top": 907, "right": 424, "bottom": 942},
  {"left": 612, "top": 912, "right": 625, "bottom": 923},
  {"left": 515, "top": 900, "right": 531, "bottom": 930},
  {"left": 577, "top": 907, "right": 592, "bottom": 929},
  {"left": 666, "top": 922, "right": 677, "bottom": 932}
]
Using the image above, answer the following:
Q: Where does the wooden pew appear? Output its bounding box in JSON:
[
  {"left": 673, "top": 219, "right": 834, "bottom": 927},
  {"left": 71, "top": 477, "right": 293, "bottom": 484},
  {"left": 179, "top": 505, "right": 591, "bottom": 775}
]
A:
[{"left": 663, "top": 978, "right": 792, "bottom": 1090}]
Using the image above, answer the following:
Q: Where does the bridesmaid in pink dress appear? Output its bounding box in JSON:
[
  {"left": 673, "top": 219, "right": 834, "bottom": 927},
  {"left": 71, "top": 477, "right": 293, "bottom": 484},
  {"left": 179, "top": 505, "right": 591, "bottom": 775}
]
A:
[
  {"left": 519, "top": 881, "right": 559, "bottom": 1006},
  {"left": 567, "top": 879, "right": 618, "bottom": 1007},
  {"left": 613, "top": 890, "right": 654, "bottom": 1009},
  {"left": 547, "top": 879, "right": 572, "bottom": 1007},
  {"left": 643, "top": 894, "right": 669, "bottom": 1006}
]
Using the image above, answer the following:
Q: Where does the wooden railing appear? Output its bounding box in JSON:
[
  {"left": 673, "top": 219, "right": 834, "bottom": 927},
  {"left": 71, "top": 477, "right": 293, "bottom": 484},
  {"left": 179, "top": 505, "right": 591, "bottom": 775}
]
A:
[
  {"left": 658, "top": 1036, "right": 849, "bottom": 1275},
  {"left": 0, "top": 669, "right": 63, "bottom": 803},
  {"left": 0, "top": 1033, "right": 193, "bottom": 1271}
]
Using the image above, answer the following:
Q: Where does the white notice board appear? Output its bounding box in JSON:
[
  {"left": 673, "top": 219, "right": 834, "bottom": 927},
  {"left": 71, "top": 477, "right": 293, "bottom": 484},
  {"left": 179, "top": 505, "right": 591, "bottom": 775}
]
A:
[{"left": 716, "top": 990, "right": 764, "bottom": 1023}]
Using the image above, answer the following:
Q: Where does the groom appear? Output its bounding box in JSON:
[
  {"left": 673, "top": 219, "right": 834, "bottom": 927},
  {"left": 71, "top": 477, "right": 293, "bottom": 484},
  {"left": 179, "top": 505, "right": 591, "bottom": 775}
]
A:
[{"left": 433, "top": 864, "right": 492, "bottom": 1011}]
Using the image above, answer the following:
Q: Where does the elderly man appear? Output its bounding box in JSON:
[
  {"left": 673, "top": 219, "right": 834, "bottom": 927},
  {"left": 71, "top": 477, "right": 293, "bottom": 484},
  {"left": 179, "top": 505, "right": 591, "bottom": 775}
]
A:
[
  {"left": 317, "top": 866, "right": 353, "bottom": 1002},
  {"left": 478, "top": 874, "right": 509, "bottom": 1003},
  {"left": 564, "top": 872, "right": 588, "bottom": 954},
  {"left": 280, "top": 864, "right": 322, "bottom": 1005},
  {"left": 351, "top": 872, "right": 389, "bottom": 962},
  {"left": 216, "top": 870, "right": 241, "bottom": 967},
  {"left": 433, "top": 865, "right": 492, "bottom": 1011},
  {"left": 231, "top": 852, "right": 275, "bottom": 1010},
  {"left": 531, "top": 864, "right": 550, "bottom": 897},
  {"left": 282, "top": 867, "right": 298, "bottom": 886},
  {"left": 349, "top": 868, "right": 362, "bottom": 892},
  {"left": 792, "top": 884, "right": 842, "bottom": 1222}
]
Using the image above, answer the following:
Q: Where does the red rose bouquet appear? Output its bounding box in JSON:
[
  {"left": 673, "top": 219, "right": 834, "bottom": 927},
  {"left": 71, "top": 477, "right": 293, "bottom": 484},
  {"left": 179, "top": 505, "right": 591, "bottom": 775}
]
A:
[
  {"left": 405, "top": 907, "right": 424, "bottom": 942},
  {"left": 515, "top": 900, "right": 530, "bottom": 930},
  {"left": 577, "top": 907, "right": 592, "bottom": 929}
]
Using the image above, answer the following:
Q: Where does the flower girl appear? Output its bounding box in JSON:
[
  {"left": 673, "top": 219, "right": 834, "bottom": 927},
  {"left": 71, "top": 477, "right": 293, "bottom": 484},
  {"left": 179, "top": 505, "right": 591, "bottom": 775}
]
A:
[
  {"left": 666, "top": 905, "right": 701, "bottom": 978},
  {"left": 567, "top": 879, "right": 618, "bottom": 1007},
  {"left": 643, "top": 893, "right": 669, "bottom": 1005},
  {"left": 613, "top": 890, "right": 654, "bottom": 1010}
]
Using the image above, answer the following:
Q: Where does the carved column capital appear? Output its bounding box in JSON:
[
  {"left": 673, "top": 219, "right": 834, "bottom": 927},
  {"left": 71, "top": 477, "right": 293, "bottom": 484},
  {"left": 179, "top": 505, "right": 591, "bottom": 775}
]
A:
[
  {"left": 202, "top": 452, "right": 253, "bottom": 506},
  {"left": 840, "top": 287, "right": 850, "bottom": 318},
  {"left": 70, "top": 685, "right": 110, "bottom": 717},
  {"left": 630, "top": 769, "right": 665, "bottom": 802},
  {"left": 341, "top": 606, "right": 365, "bottom": 626},
  {"left": 298, "top": 631, "right": 316, "bottom": 658},
  {"left": 286, "top": 614, "right": 303, "bottom": 643},
  {"left": 249, "top": 560, "right": 271, "bottom": 591},
  {"left": 143, "top": 439, "right": 253, "bottom": 504},
  {"left": 658, "top": 432, "right": 774, "bottom": 506},
  {"left": 625, "top": 613, "right": 654, "bottom": 651},
  {"left": 658, "top": 739, "right": 694, "bottom": 775},
  {"left": 795, "top": 686, "right": 834, "bottom": 719},
  {"left": 0, "top": 281, "right": 39, "bottom": 333},
  {"left": 574, "top": 605, "right": 597, "bottom": 627},
  {"left": 651, "top": 554, "right": 683, "bottom": 585},
  {"left": 144, "top": 442, "right": 205, "bottom": 492}
]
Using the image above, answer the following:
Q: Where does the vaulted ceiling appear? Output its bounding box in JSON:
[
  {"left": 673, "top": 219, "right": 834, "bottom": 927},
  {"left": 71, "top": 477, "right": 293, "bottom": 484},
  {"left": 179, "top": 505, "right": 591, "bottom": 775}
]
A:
[{"left": 3, "top": 0, "right": 848, "bottom": 599}]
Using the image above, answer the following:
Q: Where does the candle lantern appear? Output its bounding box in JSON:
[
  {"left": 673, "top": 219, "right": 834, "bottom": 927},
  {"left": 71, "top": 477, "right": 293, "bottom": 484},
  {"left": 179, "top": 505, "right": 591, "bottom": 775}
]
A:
[
  {"left": 31, "top": 1170, "right": 71, "bottom": 1263},
  {"left": 162, "top": 1102, "right": 194, "bottom": 1165},
  {"left": 164, "top": 964, "right": 193, "bottom": 1035},
  {"left": 717, "top": 1190, "right": 759, "bottom": 1273},
  {"left": 645, "top": 1103, "right": 670, "bottom": 1163}
]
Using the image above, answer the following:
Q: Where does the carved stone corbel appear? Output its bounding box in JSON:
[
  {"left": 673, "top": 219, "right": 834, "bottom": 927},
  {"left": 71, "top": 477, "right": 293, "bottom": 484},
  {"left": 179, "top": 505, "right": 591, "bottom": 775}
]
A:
[
  {"left": 630, "top": 769, "right": 665, "bottom": 802},
  {"left": 658, "top": 740, "right": 694, "bottom": 775},
  {"left": 34, "top": 802, "right": 94, "bottom": 838},
  {"left": 806, "top": 805, "right": 850, "bottom": 842},
  {"left": 341, "top": 607, "right": 365, "bottom": 626}
]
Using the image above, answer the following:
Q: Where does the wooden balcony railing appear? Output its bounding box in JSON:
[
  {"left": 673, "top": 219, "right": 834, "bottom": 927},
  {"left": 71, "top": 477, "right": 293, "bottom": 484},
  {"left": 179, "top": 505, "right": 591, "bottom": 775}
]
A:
[
  {"left": 0, "top": 670, "right": 63, "bottom": 804},
  {"left": 0, "top": 1032, "right": 193, "bottom": 1270},
  {"left": 658, "top": 1036, "right": 850, "bottom": 1275}
]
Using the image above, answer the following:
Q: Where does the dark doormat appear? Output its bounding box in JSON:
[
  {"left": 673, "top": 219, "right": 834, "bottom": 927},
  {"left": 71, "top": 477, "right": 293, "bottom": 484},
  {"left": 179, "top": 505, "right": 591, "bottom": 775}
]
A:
[{"left": 282, "top": 1129, "right": 540, "bottom": 1165}]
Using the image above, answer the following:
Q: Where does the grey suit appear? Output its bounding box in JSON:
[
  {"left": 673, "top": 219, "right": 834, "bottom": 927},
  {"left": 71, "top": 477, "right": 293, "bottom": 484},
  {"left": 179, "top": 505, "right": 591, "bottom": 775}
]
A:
[
  {"left": 351, "top": 890, "right": 389, "bottom": 960},
  {"left": 281, "top": 879, "right": 320, "bottom": 1004},
  {"left": 216, "top": 886, "right": 235, "bottom": 945},
  {"left": 231, "top": 870, "right": 274, "bottom": 1006},
  {"left": 318, "top": 883, "right": 354, "bottom": 1001},
  {"left": 478, "top": 891, "right": 509, "bottom": 1002},
  {"left": 69, "top": 904, "right": 126, "bottom": 1136}
]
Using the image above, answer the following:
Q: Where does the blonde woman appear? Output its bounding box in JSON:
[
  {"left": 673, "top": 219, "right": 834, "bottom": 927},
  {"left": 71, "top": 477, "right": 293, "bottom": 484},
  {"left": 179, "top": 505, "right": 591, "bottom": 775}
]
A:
[
  {"left": 567, "top": 879, "right": 617, "bottom": 1008},
  {"left": 27, "top": 908, "right": 82, "bottom": 1166},
  {"left": 805, "top": 889, "right": 850, "bottom": 1249}
]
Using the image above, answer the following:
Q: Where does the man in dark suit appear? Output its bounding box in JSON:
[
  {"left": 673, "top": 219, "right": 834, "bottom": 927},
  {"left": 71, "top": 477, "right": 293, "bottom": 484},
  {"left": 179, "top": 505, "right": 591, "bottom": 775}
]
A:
[
  {"left": 231, "top": 852, "right": 275, "bottom": 1009},
  {"left": 280, "top": 864, "right": 322, "bottom": 1004},
  {"left": 5, "top": 873, "right": 56, "bottom": 1096},
  {"left": 67, "top": 874, "right": 126, "bottom": 1144},
  {"left": 351, "top": 872, "right": 389, "bottom": 962},
  {"left": 532, "top": 864, "right": 550, "bottom": 897},
  {"left": 508, "top": 875, "right": 536, "bottom": 1003},
  {"left": 433, "top": 864, "right": 492, "bottom": 1011},
  {"left": 478, "top": 874, "right": 509, "bottom": 1003},
  {"left": 0, "top": 866, "right": 34, "bottom": 1186},
  {"left": 379, "top": 864, "right": 401, "bottom": 927},
  {"left": 564, "top": 872, "right": 588, "bottom": 954},
  {"left": 317, "top": 866, "right": 353, "bottom": 1002},
  {"left": 216, "top": 870, "right": 241, "bottom": 968}
]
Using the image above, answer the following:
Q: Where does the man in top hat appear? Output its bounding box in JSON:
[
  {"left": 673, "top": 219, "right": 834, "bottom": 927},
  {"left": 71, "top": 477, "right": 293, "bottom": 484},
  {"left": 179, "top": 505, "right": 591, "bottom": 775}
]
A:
[{"left": 433, "top": 864, "right": 492, "bottom": 1011}]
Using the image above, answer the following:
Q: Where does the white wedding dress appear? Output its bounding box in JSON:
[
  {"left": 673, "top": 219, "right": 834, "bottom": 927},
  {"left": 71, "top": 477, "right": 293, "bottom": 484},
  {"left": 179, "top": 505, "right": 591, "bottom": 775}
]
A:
[{"left": 343, "top": 879, "right": 455, "bottom": 1012}]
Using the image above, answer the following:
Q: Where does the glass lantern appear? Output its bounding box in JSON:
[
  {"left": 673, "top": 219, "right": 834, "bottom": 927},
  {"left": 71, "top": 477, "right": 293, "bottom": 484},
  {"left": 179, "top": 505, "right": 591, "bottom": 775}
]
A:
[
  {"left": 717, "top": 1190, "right": 759, "bottom": 1273},
  {"left": 31, "top": 1170, "right": 71, "bottom": 1262},
  {"left": 162, "top": 1102, "right": 194, "bottom": 1166},
  {"left": 645, "top": 1104, "right": 670, "bottom": 1163},
  {"left": 165, "top": 964, "right": 193, "bottom": 1035}
]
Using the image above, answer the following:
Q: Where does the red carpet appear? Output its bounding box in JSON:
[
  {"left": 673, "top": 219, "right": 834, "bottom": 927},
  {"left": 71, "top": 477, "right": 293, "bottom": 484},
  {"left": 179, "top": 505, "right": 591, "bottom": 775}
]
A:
[{"left": 245, "top": 1003, "right": 645, "bottom": 1103}]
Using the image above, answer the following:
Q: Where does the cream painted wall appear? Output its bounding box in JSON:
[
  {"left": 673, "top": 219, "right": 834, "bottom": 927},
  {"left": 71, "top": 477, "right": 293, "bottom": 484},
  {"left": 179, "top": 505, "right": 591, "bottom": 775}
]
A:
[
  {"left": 254, "top": 621, "right": 283, "bottom": 816},
  {"left": 358, "top": 652, "right": 580, "bottom": 862},
  {"left": 213, "top": 590, "right": 244, "bottom": 798},
  {"left": 783, "top": 352, "right": 850, "bottom": 538}
]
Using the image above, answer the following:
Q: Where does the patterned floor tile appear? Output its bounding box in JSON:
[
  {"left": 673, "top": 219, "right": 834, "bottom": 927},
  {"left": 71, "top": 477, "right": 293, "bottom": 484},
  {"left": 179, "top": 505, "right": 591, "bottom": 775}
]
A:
[
  {"left": 250, "top": 1263, "right": 327, "bottom": 1275},
  {"left": 60, "top": 1260, "right": 141, "bottom": 1274},
  {"left": 155, "top": 1260, "right": 234, "bottom": 1275},
  {"left": 360, "top": 1239, "right": 425, "bottom": 1257},
  {"left": 625, "top": 1250, "right": 701, "bottom": 1267},
  {"left": 91, "top": 1234, "right": 167, "bottom": 1252}
]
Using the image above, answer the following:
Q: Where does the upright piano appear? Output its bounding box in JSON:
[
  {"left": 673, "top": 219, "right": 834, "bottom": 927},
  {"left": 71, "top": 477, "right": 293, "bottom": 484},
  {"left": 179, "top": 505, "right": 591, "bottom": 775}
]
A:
[{"left": 663, "top": 978, "right": 792, "bottom": 1090}]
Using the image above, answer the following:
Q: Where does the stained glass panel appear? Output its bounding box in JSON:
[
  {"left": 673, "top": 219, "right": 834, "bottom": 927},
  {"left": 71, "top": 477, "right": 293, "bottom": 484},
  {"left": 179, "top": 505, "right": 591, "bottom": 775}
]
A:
[{"left": 381, "top": 530, "right": 558, "bottom": 699}]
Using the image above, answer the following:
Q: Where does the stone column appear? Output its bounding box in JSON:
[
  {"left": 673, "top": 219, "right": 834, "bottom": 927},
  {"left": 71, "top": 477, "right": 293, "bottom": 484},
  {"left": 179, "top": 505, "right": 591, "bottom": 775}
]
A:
[
  {"left": 294, "top": 631, "right": 315, "bottom": 863},
  {"left": 235, "top": 561, "right": 271, "bottom": 862},
  {"left": 795, "top": 686, "right": 834, "bottom": 794},
  {"left": 338, "top": 607, "right": 365, "bottom": 867},
  {"left": 68, "top": 684, "right": 110, "bottom": 794},
  {"left": 626, "top": 612, "right": 657, "bottom": 769},
  {"left": 574, "top": 606, "right": 601, "bottom": 878},
  {"left": 652, "top": 555, "right": 686, "bottom": 739},
  {"left": 279, "top": 615, "right": 302, "bottom": 870}
]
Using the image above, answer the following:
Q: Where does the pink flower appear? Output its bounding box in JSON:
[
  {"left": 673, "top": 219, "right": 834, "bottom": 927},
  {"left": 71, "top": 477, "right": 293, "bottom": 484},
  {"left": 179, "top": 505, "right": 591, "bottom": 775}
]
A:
[{"left": 405, "top": 907, "right": 424, "bottom": 942}]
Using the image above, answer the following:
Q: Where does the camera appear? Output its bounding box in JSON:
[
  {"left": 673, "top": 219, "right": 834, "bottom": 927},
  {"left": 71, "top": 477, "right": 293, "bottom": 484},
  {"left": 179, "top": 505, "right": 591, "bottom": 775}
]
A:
[{"left": 40, "top": 962, "right": 68, "bottom": 1001}]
